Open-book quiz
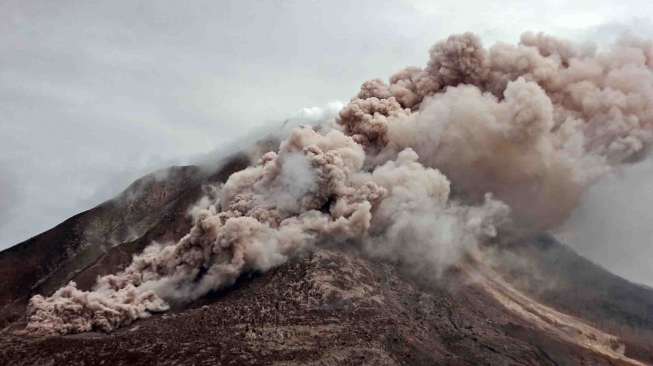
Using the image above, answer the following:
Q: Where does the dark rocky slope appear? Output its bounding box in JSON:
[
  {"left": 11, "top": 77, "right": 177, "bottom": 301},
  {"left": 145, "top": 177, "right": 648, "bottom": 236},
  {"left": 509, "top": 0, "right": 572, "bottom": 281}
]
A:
[{"left": 1, "top": 248, "right": 644, "bottom": 365}]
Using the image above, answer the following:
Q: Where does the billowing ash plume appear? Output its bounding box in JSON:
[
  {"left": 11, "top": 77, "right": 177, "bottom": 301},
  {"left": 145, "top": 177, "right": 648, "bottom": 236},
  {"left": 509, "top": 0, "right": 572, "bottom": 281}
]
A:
[{"left": 26, "top": 31, "right": 653, "bottom": 335}]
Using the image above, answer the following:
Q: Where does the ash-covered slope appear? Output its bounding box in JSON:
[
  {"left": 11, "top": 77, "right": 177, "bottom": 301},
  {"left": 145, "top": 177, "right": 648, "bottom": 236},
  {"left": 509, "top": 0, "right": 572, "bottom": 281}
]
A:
[{"left": 1, "top": 161, "right": 652, "bottom": 365}]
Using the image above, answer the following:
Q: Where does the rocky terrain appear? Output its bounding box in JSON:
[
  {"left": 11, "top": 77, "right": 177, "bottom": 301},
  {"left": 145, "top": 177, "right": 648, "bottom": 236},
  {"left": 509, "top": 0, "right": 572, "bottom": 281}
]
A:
[{"left": 1, "top": 157, "right": 652, "bottom": 365}]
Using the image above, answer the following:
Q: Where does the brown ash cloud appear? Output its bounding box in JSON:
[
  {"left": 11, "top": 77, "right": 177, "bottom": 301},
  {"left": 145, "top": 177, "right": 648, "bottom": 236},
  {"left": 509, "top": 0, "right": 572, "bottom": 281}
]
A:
[{"left": 25, "top": 31, "right": 653, "bottom": 335}]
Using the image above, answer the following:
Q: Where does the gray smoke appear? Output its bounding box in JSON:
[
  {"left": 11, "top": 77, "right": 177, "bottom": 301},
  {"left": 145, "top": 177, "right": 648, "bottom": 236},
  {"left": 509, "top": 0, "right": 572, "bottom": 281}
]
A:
[{"left": 25, "top": 31, "right": 653, "bottom": 335}]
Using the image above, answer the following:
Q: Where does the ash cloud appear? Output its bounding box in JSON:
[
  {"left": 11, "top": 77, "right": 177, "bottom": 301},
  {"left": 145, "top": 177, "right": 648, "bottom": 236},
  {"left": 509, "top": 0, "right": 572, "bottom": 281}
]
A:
[{"left": 25, "top": 31, "right": 653, "bottom": 335}]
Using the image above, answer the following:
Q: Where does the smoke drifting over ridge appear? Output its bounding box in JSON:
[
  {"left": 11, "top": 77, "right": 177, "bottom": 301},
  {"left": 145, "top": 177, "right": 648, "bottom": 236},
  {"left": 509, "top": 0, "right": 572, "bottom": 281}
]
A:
[{"left": 25, "top": 31, "right": 653, "bottom": 335}]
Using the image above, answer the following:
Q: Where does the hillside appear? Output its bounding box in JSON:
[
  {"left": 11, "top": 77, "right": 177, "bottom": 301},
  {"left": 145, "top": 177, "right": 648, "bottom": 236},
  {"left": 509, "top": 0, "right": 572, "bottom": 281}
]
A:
[{"left": 1, "top": 156, "right": 652, "bottom": 365}]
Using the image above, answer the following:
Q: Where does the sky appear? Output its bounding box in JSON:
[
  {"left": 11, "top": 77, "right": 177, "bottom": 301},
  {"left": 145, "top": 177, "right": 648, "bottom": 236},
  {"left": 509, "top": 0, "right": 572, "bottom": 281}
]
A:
[
  {"left": 557, "top": 159, "right": 653, "bottom": 287},
  {"left": 1, "top": 0, "right": 653, "bottom": 283}
]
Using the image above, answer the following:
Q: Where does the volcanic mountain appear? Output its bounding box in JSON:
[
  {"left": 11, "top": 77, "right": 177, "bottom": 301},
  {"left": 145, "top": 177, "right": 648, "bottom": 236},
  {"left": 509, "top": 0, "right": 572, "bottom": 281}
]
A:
[
  {"left": 3, "top": 31, "right": 653, "bottom": 365},
  {"left": 1, "top": 155, "right": 652, "bottom": 365}
]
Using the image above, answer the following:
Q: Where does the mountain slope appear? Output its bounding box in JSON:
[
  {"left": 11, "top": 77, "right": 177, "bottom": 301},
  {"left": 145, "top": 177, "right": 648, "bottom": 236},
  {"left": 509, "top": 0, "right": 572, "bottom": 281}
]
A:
[
  {"left": 0, "top": 248, "right": 643, "bottom": 365},
  {"left": 1, "top": 157, "right": 652, "bottom": 365},
  {"left": 0, "top": 154, "right": 250, "bottom": 329}
]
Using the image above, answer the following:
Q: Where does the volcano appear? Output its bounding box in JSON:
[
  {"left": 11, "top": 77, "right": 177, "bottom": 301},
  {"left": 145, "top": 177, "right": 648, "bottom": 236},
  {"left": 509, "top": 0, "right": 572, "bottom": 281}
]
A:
[
  {"left": 1, "top": 157, "right": 652, "bottom": 365},
  {"left": 3, "top": 31, "right": 653, "bottom": 365}
]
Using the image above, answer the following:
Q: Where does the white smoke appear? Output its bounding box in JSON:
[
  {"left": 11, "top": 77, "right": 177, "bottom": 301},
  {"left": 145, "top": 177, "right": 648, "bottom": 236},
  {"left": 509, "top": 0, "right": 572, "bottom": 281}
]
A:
[{"left": 25, "top": 31, "right": 653, "bottom": 335}]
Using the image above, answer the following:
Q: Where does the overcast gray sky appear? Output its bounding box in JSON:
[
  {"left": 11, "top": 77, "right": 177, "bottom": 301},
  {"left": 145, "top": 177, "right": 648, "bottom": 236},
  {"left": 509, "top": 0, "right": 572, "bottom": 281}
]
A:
[{"left": 1, "top": 0, "right": 653, "bottom": 284}]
